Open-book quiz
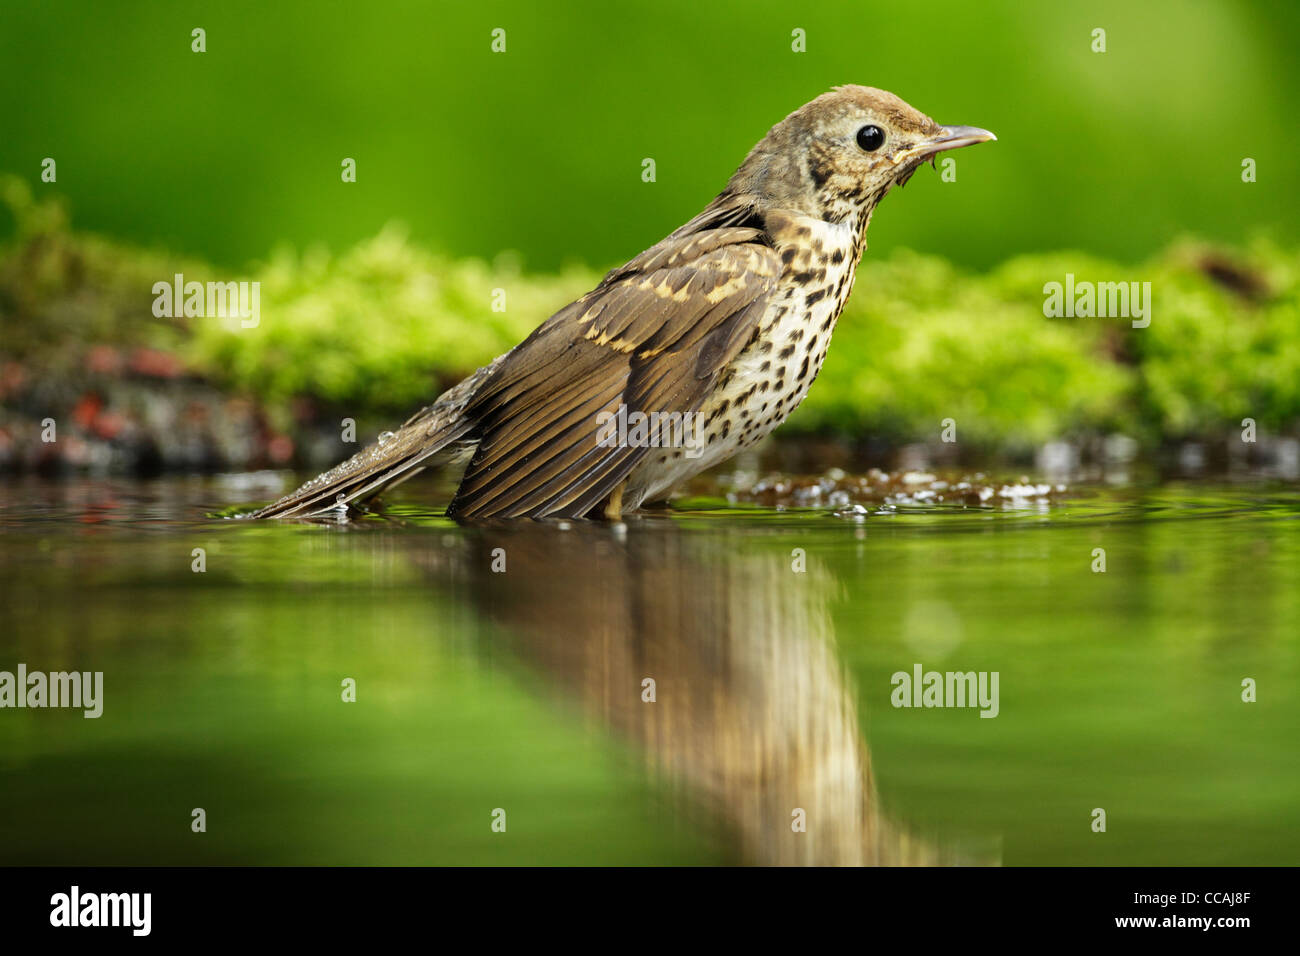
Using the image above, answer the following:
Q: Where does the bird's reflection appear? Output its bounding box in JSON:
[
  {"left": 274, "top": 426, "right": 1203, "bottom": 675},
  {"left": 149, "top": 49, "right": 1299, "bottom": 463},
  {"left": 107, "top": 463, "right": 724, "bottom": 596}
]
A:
[{"left": 424, "top": 517, "right": 976, "bottom": 866}]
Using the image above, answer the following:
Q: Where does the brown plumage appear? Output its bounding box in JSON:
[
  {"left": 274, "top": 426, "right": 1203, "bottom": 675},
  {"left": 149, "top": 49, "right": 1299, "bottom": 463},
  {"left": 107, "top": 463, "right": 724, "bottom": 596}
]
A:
[{"left": 249, "top": 86, "right": 994, "bottom": 520}]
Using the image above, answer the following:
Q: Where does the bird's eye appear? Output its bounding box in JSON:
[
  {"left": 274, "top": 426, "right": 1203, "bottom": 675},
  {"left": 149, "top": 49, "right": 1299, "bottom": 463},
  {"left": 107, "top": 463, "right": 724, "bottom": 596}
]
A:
[{"left": 856, "top": 124, "right": 885, "bottom": 152}]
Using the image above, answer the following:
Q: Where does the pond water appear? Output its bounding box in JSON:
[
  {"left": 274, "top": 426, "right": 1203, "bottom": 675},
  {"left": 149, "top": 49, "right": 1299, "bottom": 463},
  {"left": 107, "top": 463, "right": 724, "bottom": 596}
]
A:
[{"left": 1, "top": 474, "right": 1296, "bottom": 865}]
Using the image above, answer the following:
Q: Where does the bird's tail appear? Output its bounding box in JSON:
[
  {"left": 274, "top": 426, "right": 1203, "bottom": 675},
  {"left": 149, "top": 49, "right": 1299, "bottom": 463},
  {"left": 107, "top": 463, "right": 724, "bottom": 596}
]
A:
[
  {"left": 246, "top": 356, "right": 505, "bottom": 519},
  {"left": 244, "top": 415, "right": 471, "bottom": 519}
]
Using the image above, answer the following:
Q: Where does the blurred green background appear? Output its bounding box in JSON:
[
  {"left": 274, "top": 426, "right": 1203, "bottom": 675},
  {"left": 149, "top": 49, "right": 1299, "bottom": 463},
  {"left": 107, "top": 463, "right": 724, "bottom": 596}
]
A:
[
  {"left": 3, "top": 0, "right": 1297, "bottom": 271},
  {"left": 2, "top": 0, "right": 1299, "bottom": 470}
]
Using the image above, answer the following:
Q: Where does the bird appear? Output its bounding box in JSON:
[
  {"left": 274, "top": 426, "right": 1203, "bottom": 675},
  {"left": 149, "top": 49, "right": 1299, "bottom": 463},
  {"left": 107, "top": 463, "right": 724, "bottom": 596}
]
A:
[{"left": 249, "top": 85, "right": 995, "bottom": 520}]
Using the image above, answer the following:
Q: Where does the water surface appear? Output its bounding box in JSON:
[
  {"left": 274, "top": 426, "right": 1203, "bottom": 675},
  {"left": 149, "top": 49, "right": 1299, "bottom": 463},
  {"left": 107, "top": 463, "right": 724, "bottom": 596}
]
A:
[{"left": 1, "top": 476, "right": 1296, "bottom": 865}]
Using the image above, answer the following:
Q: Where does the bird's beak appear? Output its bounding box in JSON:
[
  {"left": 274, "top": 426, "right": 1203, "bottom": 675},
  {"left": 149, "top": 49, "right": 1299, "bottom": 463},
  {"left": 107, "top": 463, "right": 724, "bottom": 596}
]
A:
[{"left": 891, "top": 125, "right": 997, "bottom": 165}]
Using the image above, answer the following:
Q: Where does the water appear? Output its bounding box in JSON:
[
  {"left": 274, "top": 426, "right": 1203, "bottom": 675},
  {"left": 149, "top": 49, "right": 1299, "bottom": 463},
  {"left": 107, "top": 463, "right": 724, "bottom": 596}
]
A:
[{"left": 1, "top": 475, "right": 1296, "bottom": 865}]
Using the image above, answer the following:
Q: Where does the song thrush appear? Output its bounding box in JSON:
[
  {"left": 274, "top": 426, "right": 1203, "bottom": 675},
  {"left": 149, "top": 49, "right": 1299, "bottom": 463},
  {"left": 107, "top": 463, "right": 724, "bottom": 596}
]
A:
[{"left": 251, "top": 85, "right": 995, "bottom": 519}]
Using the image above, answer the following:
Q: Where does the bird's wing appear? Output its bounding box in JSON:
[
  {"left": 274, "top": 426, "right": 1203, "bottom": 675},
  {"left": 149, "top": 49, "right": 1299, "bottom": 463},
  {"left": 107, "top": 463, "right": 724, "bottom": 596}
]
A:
[{"left": 447, "top": 227, "right": 781, "bottom": 518}]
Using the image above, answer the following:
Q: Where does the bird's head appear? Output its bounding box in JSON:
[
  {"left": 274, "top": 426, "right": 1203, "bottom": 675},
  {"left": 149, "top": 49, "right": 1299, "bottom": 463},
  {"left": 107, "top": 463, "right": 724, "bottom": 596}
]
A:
[{"left": 728, "top": 85, "right": 996, "bottom": 224}]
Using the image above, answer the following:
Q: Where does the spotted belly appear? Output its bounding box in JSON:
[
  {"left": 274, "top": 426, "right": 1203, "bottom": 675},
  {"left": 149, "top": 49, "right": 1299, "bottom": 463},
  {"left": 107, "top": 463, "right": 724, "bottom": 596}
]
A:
[{"left": 625, "top": 220, "right": 859, "bottom": 507}]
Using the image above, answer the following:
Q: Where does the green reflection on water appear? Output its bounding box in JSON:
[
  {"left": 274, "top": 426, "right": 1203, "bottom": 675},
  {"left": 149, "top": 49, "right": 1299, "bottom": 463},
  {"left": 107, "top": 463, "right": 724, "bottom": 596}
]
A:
[{"left": 0, "top": 478, "right": 1296, "bottom": 865}]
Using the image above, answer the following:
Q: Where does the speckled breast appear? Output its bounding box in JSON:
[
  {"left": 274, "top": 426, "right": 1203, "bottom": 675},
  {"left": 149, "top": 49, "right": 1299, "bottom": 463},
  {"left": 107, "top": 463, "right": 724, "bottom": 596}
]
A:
[{"left": 626, "top": 212, "right": 864, "bottom": 506}]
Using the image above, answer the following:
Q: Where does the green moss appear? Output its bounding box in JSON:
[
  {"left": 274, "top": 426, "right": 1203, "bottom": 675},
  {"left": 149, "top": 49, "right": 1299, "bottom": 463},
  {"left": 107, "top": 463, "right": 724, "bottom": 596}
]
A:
[
  {"left": 1133, "top": 239, "right": 1300, "bottom": 437},
  {"left": 3, "top": 174, "right": 1297, "bottom": 447},
  {"left": 793, "top": 250, "right": 1135, "bottom": 447},
  {"left": 187, "top": 228, "right": 595, "bottom": 416}
]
